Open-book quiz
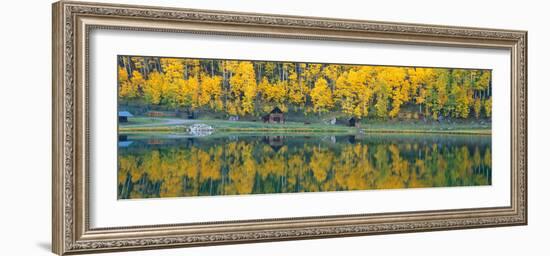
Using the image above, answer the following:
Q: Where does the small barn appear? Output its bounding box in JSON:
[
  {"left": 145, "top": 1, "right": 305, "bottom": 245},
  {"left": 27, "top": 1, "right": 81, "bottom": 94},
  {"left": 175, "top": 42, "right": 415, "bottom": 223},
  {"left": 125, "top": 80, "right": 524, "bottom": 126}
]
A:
[
  {"left": 266, "top": 107, "right": 284, "bottom": 124},
  {"left": 118, "top": 111, "right": 134, "bottom": 123},
  {"left": 348, "top": 117, "right": 359, "bottom": 127}
]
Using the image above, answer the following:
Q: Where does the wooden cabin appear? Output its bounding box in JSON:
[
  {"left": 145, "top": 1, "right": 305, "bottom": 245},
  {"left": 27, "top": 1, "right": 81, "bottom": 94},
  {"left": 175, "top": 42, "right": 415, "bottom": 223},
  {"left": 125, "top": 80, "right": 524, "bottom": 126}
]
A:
[
  {"left": 348, "top": 117, "right": 359, "bottom": 127},
  {"left": 265, "top": 107, "right": 284, "bottom": 124},
  {"left": 118, "top": 111, "right": 134, "bottom": 123}
]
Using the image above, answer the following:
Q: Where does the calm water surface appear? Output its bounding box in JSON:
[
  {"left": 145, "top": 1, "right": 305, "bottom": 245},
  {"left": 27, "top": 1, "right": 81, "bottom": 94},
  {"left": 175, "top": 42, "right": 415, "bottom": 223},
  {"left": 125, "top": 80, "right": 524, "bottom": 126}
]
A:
[{"left": 117, "top": 133, "right": 491, "bottom": 199}]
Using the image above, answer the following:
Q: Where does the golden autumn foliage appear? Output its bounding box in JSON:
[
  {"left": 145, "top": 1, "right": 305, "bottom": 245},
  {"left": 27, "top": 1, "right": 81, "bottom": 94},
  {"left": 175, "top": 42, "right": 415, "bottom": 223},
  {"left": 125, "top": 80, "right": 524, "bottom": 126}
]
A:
[
  {"left": 198, "top": 75, "right": 223, "bottom": 110},
  {"left": 143, "top": 71, "right": 163, "bottom": 105},
  {"left": 227, "top": 61, "right": 257, "bottom": 115},
  {"left": 118, "top": 56, "right": 492, "bottom": 120},
  {"left": 484, "top": 98, "right": 492, "bottom": 117},
  {"left": 118, "top": 136, "right": 492, "bottom": 199},
  {"left": 310, "top": 77, "right": 334, "bottom": 114},
  {"left": 334, "top": 67, "right": 374, "bottom": 118}
]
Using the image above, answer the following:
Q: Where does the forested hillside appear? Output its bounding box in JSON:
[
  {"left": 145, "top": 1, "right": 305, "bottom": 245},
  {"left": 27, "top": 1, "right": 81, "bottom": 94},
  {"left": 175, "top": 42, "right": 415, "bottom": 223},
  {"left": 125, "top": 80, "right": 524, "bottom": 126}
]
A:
[{"left": 118, "top": 56, "right": 492, "bottom": 120}]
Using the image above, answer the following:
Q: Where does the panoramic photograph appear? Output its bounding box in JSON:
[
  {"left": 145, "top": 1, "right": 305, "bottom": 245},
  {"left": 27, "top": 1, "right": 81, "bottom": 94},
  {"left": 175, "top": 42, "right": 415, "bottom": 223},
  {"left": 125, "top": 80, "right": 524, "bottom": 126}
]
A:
[{"left": 116, "top": 55, "right": 492, "bottom": 200}]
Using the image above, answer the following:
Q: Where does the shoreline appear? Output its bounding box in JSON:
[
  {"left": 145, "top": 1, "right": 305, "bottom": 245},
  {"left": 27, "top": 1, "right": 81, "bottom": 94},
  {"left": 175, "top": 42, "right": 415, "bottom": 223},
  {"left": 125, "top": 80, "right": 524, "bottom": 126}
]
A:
[
  {"left": 359, "top": 129, "right": 491, "bottom": 135},
  {"left": 118, "top": 117, "right": 491, "bottom": 135},
  {"left": 119, "top": 126, "right": 491, "bottom": 136}
]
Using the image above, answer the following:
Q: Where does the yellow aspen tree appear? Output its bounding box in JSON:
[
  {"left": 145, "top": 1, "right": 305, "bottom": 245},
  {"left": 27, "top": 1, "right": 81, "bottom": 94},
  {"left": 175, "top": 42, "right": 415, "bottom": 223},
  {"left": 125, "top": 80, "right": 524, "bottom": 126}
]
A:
[
  {"left": 158, "top": 58, "right": 186, "bottom": 108},
  {"left": 450, "top": 69, "right": 472, "bottom": 118},
  {"left": 334, "top": 67, "right": 374, "bottom": 118},
  {"left": 229, "top": 61, "right": 257, "bottom": 116},
  {"left": 119, "top": 56, "right": 492, "bottom": 120},
  {"left": 429, "top": 69, "right": 450, "bottom": 119},
  {"left": 310, "top": 77, "right": 334, "bottom": 114},
  {"left": 473, "top": 98, "right": 482, "bottom": 118},
  {"left": 484, "top": 97, "right": 492, "bottom": 117},
  {"left": 322, "top": 64, "right": 342, "bottom": 89},
  {"left": 258, "top": 77, "right": 271, "bottom": 113},
  {"left": 372, "top": 67, "right": 392, "bottom": 118},
  {"left": 129, "top": 71, "right": 145, "bottom": 96},
  {"left": 379, "top": 67, "right": 409, "bottom": 118},
  {"left": 355, "top": 66, "right": 376, "bottom": 118},
  {"left": 197, "top": 73, "right": 212, "bottom": 108},
  {"left": 226, "top": 101, "right": 239, "bottom": 116},
  {"left": 118, "top": 66, "right": 129, "bottom": 83},
  {"left": 374, "top": 81, "right": 390, "bottom": 118},
  {"left": 451, "top": 83, "right": 471, "bottom": 118},
  {"left": 118, "top": 67, "right": 132, "bottom": 99},
  {"left": 130, "top": 56, "right": 145, "bottom": 74},
  {"left": 409, "top": 68, "right": 436, "bottom": 115},
  {"left": 304, "top": 63, "right": 322, "bottom": 86},
  {"left": 199, "top": 75, "right": 223, "bottom": 110},
  {"left": 182, "top": 59, "right": 201, "bottom": 78},
  {"left": 160, "top": 58, "right": 184, "bottom": 82},
  {"left": 175, "top": 78, "right": 192, "bottom": 109},
  {"left": 263, "top": 62, "right": 277, "bottom": 79},
  {"left": 242, "top": 80, "right": 257, "bottom": 116},
  {"left": 478, "top": 71, "right": 491, "bottom": 97},
  {"left": 143, "top": 71, "right": 164, "bottom": 105},
  {"left": 120, "top": 69, "right": 144, "bottom": 102},
  {"left": 163, "top": 78, "right": 180, "bottom": 109},
  {"left": 275, "top": 80, "right": 289, "bottom": 112},
  {"left": 334, "top": 72, "right": 355, "bottom": 116},
  {"left": 287, "top": 68, "right": 307, "bottom": 110},
  {"left": 260, "top": 77, "right": 287, "bottom": 112},
  {"left": 187, "top": 76, "right": 200, "bottom": 109}
]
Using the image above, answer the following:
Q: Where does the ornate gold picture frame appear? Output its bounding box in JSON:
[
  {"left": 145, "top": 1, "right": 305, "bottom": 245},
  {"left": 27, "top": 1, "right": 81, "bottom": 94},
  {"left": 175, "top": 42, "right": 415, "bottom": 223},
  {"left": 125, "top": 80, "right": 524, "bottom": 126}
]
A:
[{"left": 52, "top": 1, "right": 527, "bottom": 255}]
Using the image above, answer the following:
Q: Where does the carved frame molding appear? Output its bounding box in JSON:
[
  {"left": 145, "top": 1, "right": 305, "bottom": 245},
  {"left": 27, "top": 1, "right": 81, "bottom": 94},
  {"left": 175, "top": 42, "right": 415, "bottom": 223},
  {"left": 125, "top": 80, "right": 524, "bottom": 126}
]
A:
[{"left": 52, "top": 1, "right": 527, "bottom": 255}]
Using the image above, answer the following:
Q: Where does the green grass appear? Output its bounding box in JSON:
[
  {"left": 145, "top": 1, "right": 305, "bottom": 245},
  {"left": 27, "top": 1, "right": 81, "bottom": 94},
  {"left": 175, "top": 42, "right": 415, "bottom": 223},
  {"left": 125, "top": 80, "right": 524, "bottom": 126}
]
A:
[
  {"left": 360, "top": 129, "right": 490, "bottom": 135},
  {"left": 195, "top": 120, "right": 356, "bottom": 132},
  {"left": 358, "top": 120, "right": 491, "bottom": 135},
  {"left": 118, "top": 116, "right": 491, "bottom": 135},
  {"left": 119, "top": 125, "right": 188, "bottom": 132},
  {"left": 119, "top": 117, "right": 170, "bottom": 126}
]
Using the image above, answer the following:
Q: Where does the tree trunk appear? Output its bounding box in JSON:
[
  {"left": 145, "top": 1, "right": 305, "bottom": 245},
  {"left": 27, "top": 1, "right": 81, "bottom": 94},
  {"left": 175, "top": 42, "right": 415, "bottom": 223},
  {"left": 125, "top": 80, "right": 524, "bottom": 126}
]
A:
[
  {"left": 143, "top": 57, "right": 150, "bottom": 79},
  {"left": 184, "top": 64, "right": 188, "bottom": 80},
  {"left": 156, "top": 58, "right": 162, "bottom": 73},
  {"left": 211, "top": 60, "right": 214, "bottom": 77}
]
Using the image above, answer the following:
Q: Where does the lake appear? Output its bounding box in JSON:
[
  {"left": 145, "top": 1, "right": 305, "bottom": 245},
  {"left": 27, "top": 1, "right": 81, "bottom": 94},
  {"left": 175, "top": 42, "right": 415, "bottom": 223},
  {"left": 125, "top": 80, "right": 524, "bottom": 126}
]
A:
[{"left": 117, "top": 133, "right": 491, "bottom": 199}]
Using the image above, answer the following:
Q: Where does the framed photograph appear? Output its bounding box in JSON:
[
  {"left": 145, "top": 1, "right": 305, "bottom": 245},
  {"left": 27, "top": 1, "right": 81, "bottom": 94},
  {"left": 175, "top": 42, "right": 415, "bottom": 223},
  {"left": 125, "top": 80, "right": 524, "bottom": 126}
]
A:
[{"left": 52, "top": 1, "right": 527, "bottom": 255}]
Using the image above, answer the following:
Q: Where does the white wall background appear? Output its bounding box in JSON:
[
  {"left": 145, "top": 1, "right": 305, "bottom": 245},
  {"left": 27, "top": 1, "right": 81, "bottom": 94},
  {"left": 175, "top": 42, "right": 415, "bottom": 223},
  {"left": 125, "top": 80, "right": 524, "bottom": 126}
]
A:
[{"left": 0, "top": 0, "right": 547, "bottom": 255}]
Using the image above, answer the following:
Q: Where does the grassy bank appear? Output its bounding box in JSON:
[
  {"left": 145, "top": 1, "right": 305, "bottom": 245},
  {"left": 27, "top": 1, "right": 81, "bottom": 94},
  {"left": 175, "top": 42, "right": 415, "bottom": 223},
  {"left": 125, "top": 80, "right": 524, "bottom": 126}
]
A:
[
  {"left": 119, "top": 125, "right": 188, "bottom": 133},
  {"left": 358, "top": 120, "right": 491, "bottom": 135},
  {"left": 193, "top": 120, "right": 356, "bottom": 132},
  {"left": 360, "top": 129, "right": 490, "bottom": 135},
  {"left": 120, "top": 117, "right": 168, "bottom": 125},
  {"left": 118, "top": 117, "right": 491, "bottom": 135}
]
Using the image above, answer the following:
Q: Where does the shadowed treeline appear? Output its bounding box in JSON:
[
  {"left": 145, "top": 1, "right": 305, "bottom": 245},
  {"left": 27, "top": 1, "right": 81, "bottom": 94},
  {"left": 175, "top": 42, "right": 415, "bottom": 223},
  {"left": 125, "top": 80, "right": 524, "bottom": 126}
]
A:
[{"left": 117, "top": 134, "right": 491, "bottom": 199}]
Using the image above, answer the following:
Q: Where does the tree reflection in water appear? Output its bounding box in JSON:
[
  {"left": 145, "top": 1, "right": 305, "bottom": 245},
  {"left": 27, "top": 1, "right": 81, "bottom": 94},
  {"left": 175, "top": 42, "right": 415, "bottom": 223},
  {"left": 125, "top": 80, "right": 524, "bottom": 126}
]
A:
[{"left": 117, "top": 134, "right": 491, "bottom": 199}]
